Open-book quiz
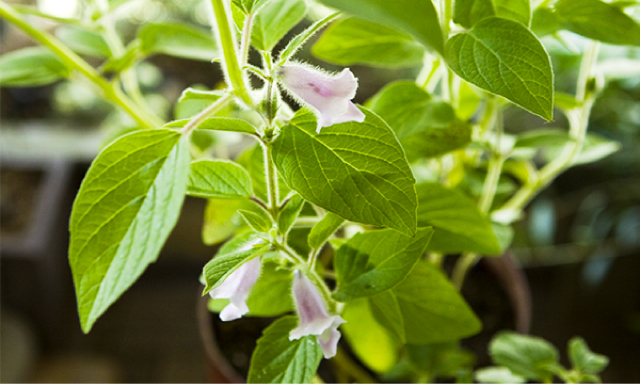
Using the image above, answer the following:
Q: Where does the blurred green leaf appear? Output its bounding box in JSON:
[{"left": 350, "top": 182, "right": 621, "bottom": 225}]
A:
[
  {"left": 490, "top": 332, "right": 560, "bottom": 382},
  {"left": 316, "top": 0, "right": 444, "bottom": 54},
  {"left": 312, "top": 18, "right": 424, "bottom": 68},
  {"left": 57, "top": 26, "right": 112, "bottom": 58},
  {"left": 249, "top": 0, "right": 307, "bottom": 51},
  {"left": 475, "top": 366, "right": 526, "bottom": 383},
  {"left": 555, "top": 0, "right": 640, "bottom": 46},
  {"left": 568, "top": 337, "right": 609, "bottom": 375},
  {"left": 0, "top": 47, "right": 70, "bottom": 86},
  {"left": 139, "top": 22, "right": 219, "bottom": 61}
]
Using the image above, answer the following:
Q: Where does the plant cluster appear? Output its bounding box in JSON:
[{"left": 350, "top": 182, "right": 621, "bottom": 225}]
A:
[{"left": 2, "top": 0, "right": 636, "bottom": 382}]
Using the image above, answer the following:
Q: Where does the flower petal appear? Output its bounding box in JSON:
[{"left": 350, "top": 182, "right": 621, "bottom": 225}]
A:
[
  {"left": 209, "top": 257, "right": 262, "bottom": 322},
  {"left": 318, "top": 317, "right": 346, "bottom": 359},
  {"left": 289, "top": 270, "right": 332, "bottom": 339}
]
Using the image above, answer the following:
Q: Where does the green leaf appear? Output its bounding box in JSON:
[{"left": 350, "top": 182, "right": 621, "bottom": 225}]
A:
[
  {"left": 165, "top": 116, "right": 258, "bottom": 135},
  {"left": 568, "top": 337, "right": 609, "bottom": 374},
  {"left": 416, "top": 183, "right": 501, "bottom": 255},
  {"left": 454, "top": 0, "right": 530, "bottom": 28},
  {"left": 475, "top": 366, "right": 526, "bottom": 383},
  {"left": 238, "top": 208, "right": 273, "bottom": 232},
  {"left": 316, "top": 0, "right": 444, "bottom": 54},
  {"left": 445, "top": 17, "right": 554, "bottom": 120},
  {"left": 493, "top": 0, "right": 530, "bottom": 26},
  {"left": 101, "top": 40, "right": 142, "bottom": 73},
  {"left": 453, "top": 0, "right": 495, "bottom": 29},
  {"left": 555, "top": 0, "right": 640, "bottom": 46},
  {"left": 333, "top": 228, "right": 434, "bottom": 301},
  {"left": 341, "top": 298, "right": 400, "bottom": 373},
  {"left": 138, "top": 22, "right": 219, "bottom": 61},
  {"left": 312, "top": 18, "right": 424, "bottom": 68},
  {"left": 542, "top": 133, "right": 620, "bottom": 165},
  {"left": 237, "top": 144, "right": 291, "bottom": 203},
  {"left": 69, "top": 129, "right": 190, "bottom": 333},
  {"left": 278, "top": 194, "right": 305, "bottom": 235},
  {"left": 368, "top": 290, "right": 405, "bottom": 343},
  {"left": 490, "top": 331, "right": 560, "bottom": 382},
  {"left": 56, "top": 26, "right": 112, "bottom": 58},
  {"left": 307, "top": 212, "right": 345, "bottom": 249},
  {"left": 178, "top": 87, "right": 226, "bottom": 103},
  {"left": 202, "top": 232, "right": 270, "bottom": 293},
  {"left": 203, "top": 198, "right": 252, "bottom": 245},
  {"left": 406, "top": 343, "right": 475, "bottom": 378},
  {"left": 515, "top": 129, "right": 573, "bottom": 148},
  {"left": 232, "top": 0, "right": 272, "bottom": 13},
  {"left": 250, "top": 0, "right": 307, "bottom": 51},
  {"left": 368, "top": 81, "right": 471, "bottom": 159},
  {"left": 248, "top": 316, "right": 323, "bottom": 383},
  {"left": 272, "top": 108, "right": 418, "bottom": 236},
  {"left": 187, "top": 159, "right": 252, "bottom": 199},
  {"left": 278, "top": 12, "right": 340, "bottom": 64},
  {"left": 370, "top": 261, "right": 482, "bottom": 344},
  {"left": 531, "top": 7, "right": 563, "bottom": 37},
  {"left": 246, "top": 259, "right": 294, "bottom": 316},
  {"left": 0, "top": 47, "right": 70, "bottom": 87}
]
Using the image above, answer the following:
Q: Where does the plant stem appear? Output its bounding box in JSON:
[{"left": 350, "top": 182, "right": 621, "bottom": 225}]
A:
[
  {"left": 263, "top": 142, "right": 279, "bottom": 216},
  {"left": 209, "top": 0, "right": 253, "bottom": 107},
  {"left": 0, "top": 1, "right": 157, "bottom": 130},
  {"left": 440, "top": 0, "right": 452, "bottom": 38},
  {"left": 239, "top": 11, "right": 253, "bottom": 67},
  {"left": 494, "top": 41, "right": 600, "bottom": 220},
  {"left": 452, "top": 107, "right": 505, "bottom": 290},
  {"left": 179, "top": 93, "right": 233, "bottom": 135}
]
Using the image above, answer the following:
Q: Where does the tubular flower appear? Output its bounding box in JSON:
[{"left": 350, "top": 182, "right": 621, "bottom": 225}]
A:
[
  {"left": 289, "top": 270, "right": 346, "bottom": 358},
  {"left": 209, "top": 257, "right": 262, "bottom": 321},
  {"left": 276, "top": 63, "right": 366, "bottom": 132}
]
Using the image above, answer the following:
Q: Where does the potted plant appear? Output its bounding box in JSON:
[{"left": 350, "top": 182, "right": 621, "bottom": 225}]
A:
[{"left": 2, "top": 0, "right": 633, "bottom": 381}]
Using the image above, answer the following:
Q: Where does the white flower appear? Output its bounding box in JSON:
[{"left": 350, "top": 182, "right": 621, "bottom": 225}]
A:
[
  {"left": 209, "top": 257, "right": 262, "bottom": 321},
  {"left": 277, "top": 63, "right": 366, "bottom": 132},
  {"left": 289, "top": 270, "right": 346, "bottom": 358}
]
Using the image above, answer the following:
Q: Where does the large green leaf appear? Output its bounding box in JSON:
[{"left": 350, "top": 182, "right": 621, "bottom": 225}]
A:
[
  {"left": 272, "top": 108, "right": 418, "bottom": 236},
  {"left": 56, "top": 26, "right": 112, "bottom": 58},
  {"left": 493, "top": 0, "right": 530, "bottom": 26},
  {"left": 368, "top": 81, "right": 471, "bottom": 159},
  {"left": 202, "top": 232, "right": 270, "bottom": 293},
  {"left": 316, "top": 0, "right": 443, "bottom": 54},
  {"left": 312, "top": 18, "right": 424, "bottom": 68},
  {"left": 333, "top": 228, "right": 434, "bottom": 301},
  {"left": 0, "top": 47, "right": 70, "bottom": 87},
  {"left": 69, "top": 129, "right": 190, "bottom": 333},
  {"left": 416, "top": 183, "right": 501, "bottom": 255},
  {"left": 555, "top": 0, "right": 640, "bottom": 46},
  {"left": 490, "top": 332, "right": 559, "bottom": 382},
  {"left": 341, "top": 298, "right": 400, "bottom": 373},
  {"left": 248, "top": 316, "right": 323, "bottom": 383},
  {"left": 250, "top": 0, "right": 307, "bottom": 51},
  {"left": 445, "top": 17, "right": 554, "bottom": 120},
  {"left": 187, "top": 159, "right": 252, "bottom": 199},
  {"left": 138, "top": 22, "right": 219, "bottom": 61},
  {"left": 370, "top": 261, "right": 482, "bottom": 344}
]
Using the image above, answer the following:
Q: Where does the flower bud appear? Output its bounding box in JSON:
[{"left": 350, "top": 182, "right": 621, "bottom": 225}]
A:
[
  {"left": 209, "top": 257, "right": 262, "bottom": 321},
  {"left": 289, "top": 270, "right": 345, "bottom": 358}
]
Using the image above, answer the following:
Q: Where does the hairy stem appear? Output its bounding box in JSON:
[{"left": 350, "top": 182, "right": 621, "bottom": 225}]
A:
[
  {"left": 209, "top": 0, "right": 253, "bottom": 107},
  {"left": 0, "top": 0, "right": 157, "bottom": 129}
]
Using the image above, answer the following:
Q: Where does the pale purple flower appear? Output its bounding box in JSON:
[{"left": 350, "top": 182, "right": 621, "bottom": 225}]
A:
[
  {"left": 277, "top": 63, "right": 366, "bottom": 132},
  {"left": 209, "top": 257, "right": 262, "bottom": 321},
  {"left": 289, "top": 270, "right": 346, "bottom": 358}
]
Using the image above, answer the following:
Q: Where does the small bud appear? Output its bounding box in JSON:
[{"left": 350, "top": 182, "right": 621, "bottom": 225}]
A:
[
  {"left": 289, "top": 270, "right": 345, "bottom": 358},
  {"left": 209, "top": 257, "right": 262, "bottom": 321},
  {"left": 277, "top": 63, "right": 365, "bottom": 132}
]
